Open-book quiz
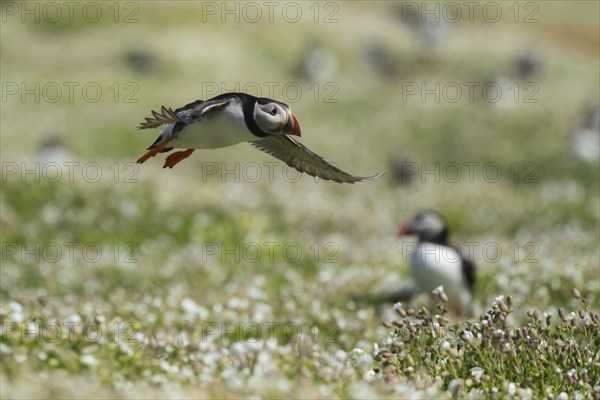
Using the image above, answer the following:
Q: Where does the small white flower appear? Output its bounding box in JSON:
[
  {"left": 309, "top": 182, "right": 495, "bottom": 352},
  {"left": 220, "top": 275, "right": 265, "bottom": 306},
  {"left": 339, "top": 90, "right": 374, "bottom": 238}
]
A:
[
  {"left": 0, "top": 343, "right": 12, "bottom": 354},
  {"left": 80, "top": 354, "right": 99, "bottom": 367},
  {"left": 160, "top": 359, "right": 179, "bottom": 374},
  {"left": 556, "top": 392, "right": 568, "bottom": 400},
  {"left": 432, "top": 285, "right": 445, "bottom": 295},
  {"left": 65, "top": 313, "right": 81, "bottom": 324},
  {"left": 507, "top": 382, "right": 516, "bottom": 395},
  {"left": 181, "top": 298, "right": 198, "bottom": 314},
  {"left": 333, "top": 349, "right": 347, "bottom": 363},
  {"left": 7, "top": 302, "right": 24, "bottom": 322},
  {"left": 372, "top": 343, "right": 379, "bottom": 358},
  {"left": 470, "top": 366, "right": 484, "bottom": 380},
  {"left": 15, "top": 354, "right": 27, "bottom": 363},
  {"left": 447, "top": 379, "right": 462, "bottom": 395},
  {"left": 467, "top": 388, "right": 484, "bottom": 399},
  {"left": 364, "top": 369, "right": 376, "bottom": 381},
  {"left": 520, "top": 388, "right": 533, "bottom": 400},
  {"left": 462, "top": 330, "right": 474, "bottom": 342},
  {"left": 381, "top": 334, "right": 395, "bottom": 347}
]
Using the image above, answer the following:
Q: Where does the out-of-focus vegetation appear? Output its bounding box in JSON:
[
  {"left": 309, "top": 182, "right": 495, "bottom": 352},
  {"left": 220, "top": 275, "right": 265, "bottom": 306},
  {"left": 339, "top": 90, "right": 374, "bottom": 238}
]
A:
[{"left": 1, "top": 1, "right": 598, "bottom": 398}]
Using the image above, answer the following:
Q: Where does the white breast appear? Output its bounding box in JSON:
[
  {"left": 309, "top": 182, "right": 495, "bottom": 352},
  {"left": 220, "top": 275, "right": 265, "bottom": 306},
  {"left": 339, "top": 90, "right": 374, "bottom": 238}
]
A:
[
  {"left": 170, "top": 103, "right": 258, "bottom": 149},
  {"left": 572, "top": 128, "right": 600, "bottom": 163},
  {"left": 409, "top": 242, "right": 472, "bottom": 313}
]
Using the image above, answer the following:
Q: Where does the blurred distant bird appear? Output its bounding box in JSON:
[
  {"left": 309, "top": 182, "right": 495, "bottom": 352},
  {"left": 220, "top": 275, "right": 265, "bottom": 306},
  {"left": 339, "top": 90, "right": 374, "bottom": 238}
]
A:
[
  {"left": 123, "top": 49, "right": 157, "bottom": 74},
  {"left": 481, "top": 50, "right": 542, "bottom": 109},
  {"left": 396, "top": 210, "right": 476, "bottom": 316},
  {"left": 390, "top": 154, "right": 416, "bottom": 185},
  {"left": 393, "top": 2, "right": 450, "bottom": 59},
  {"left": 136, "top": 92, "right": 383, "bottom": 183},
  {"left": 295, "top": 43, "right": 337, "bottom": 81},
  {"left": 38, "top": 135, "right": 72, "bottom": 164},
  {"left": 513, "top": 51, "right": 542, "bottom": 81},
  {"left": 362, "top": 42, "right": 399, "bottom": 79},
  {"left": 571, "top": 104, "right": 600, "bottom": 163}
]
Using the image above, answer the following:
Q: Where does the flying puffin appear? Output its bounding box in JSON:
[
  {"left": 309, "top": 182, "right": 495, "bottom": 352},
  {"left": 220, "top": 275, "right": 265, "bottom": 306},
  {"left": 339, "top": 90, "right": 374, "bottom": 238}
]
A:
[
  {"left": 136, "top": 92, "right": 383, "bottom": 184},
  {"left": 397, "top": 210, "right": 476, "bottom": 316}
]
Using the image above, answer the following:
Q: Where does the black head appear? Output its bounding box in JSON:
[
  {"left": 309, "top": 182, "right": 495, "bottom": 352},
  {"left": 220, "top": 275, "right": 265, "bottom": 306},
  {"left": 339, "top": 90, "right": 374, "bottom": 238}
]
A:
[
  {"left": 397, "top": 209, "right": 449, "bottom": 245},
  {"left": 253, "top": 97, "right": 301, "bottom": 137},
  {"left": 227, "top": 93, "right": 301, "bottom": 138}
]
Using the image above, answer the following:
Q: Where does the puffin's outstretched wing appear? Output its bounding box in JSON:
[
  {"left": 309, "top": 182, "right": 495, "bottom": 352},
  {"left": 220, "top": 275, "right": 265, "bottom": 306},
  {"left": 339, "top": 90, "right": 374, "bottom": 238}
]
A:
[{"left": 250, "top": 135, "right": 384, "bottom": 184}]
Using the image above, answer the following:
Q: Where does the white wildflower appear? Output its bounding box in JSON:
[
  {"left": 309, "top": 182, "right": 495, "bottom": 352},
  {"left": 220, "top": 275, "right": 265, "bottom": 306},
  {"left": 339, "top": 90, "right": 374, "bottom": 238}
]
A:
[
  {"left": 65, "top": 313, "right": 81, "bottom": 324},
  {"left": 0, "top": 343, "right": 12, "bottom": 354},
  {"left": 440, "top": 341, "right": 451, "bottom": 351},
  {"left": 462, "top": 330, "right": 474, "bottom": 342},
  {"left": 432, "top": 285, "right": 444, "bottom": 295},
  {"left": 372, "top": 343, "right": 379, "bottom": 358},
  {"left": 381, "top": 334, "right": 395, "bottom": 347},
  {"left": 333, "top": 349, "right": 347, "bottom": 363},
  {"left": 447, "top": 379, "right": 462, "bottom": 395},
  {"left": 364, "top": 369, "right": 376, "bottom": 381},
  {"left": 467, "top": 388, "right": 484, "bottom": 399},
  {"left": 80, "top": 354, "right": 99, "bottom": 367},
  {"left": 470, "top": 366, "right": 484, "bottom": 381}
]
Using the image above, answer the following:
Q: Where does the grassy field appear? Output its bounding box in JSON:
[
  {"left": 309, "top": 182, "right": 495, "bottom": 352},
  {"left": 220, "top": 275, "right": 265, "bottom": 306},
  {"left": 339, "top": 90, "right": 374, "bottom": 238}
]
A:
[{"left": 1, "top": 1, "right": 599, "bottom": 398}]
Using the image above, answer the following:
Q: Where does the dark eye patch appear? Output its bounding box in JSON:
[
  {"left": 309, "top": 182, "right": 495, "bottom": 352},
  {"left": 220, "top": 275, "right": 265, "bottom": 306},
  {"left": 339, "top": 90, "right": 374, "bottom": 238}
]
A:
[{"left": 270, "top": 107, "right": 278, "bottom": 115}]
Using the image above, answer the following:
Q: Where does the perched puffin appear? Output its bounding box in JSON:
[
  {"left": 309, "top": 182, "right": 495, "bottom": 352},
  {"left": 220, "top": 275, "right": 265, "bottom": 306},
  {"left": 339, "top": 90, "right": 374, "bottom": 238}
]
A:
[
  {"left": 571, "top": 104, "right": 600, "bottom": 163},
  {"left": 39, "top": 135, "right": 72, "bottom": 164},
  {"left": 136, "top": 93, "right": 382, "bottom": 184},
  {"left": 295, "top": 42, "right": 337, "bottom": 81},
  {"left": 397, "top": 210, "right": 476, "bottom": 316}
]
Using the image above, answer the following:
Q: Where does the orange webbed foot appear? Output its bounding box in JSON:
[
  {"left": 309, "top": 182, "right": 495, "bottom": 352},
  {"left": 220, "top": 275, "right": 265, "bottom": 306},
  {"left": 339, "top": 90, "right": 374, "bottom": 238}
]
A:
[
  {"left": 163, "top": 149, "right": 195, "bottom": 169},
  {"left": 137, "top": 138, "right": 172, "bottom": 164}
]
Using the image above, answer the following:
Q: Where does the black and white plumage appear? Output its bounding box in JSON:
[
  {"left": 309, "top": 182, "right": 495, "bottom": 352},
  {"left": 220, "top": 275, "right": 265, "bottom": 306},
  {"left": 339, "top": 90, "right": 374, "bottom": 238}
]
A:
[
  {"left": 397, "top": 210, "right": 476, "bottom": 316},
  {"left": 39, "top": 135, "right": 72, "bottom": 164},
  {"left": 571, "top": 104, "right": 600, "bottom": 163},
  {"left": 136, "top": 92, "right": 382, "bottom": 184}
]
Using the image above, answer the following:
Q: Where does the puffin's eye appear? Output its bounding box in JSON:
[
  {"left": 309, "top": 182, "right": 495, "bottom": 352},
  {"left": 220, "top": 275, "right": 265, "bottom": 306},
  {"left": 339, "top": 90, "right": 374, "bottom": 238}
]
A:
[{"left": 270, "top": 107, "right": 277, "bottom": 115}]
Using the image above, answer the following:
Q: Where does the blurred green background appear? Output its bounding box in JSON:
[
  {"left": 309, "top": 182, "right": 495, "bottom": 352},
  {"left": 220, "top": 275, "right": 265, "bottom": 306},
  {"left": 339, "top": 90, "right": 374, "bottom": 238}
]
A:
[{"left": 1, "top": 1, "right": 599, "bottom": 398}]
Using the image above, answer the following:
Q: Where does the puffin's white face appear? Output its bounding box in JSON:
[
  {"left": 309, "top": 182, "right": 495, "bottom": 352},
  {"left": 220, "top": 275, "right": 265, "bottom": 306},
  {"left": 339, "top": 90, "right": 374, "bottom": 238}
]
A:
[{"left": 254, "top": 101, "right": 301, "bottom": 136}]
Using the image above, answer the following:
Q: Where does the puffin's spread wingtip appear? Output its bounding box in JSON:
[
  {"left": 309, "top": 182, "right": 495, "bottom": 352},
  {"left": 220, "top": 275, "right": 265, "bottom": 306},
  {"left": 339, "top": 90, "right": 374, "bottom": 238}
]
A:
[{"left": 358, "top": 171, "right": 385, "bottom": 182}]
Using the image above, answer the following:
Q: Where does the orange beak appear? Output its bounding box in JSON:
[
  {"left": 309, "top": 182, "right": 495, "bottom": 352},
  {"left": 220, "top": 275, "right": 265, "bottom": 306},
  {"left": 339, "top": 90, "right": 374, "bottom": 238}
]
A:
[
  {"left": 397, "top": 221, "right": 412, "bottom": 237},
  {"left": 283, "top": 113, "right": 301, "bottom": 137}
]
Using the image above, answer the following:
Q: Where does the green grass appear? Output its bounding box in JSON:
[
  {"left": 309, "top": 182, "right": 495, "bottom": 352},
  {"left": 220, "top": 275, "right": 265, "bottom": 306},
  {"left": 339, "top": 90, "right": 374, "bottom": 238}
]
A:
[
  {"left": 374, "top": 291, "right": 599, "bottom": 399},
  {"left": 1, "top": 1, "right": 599, "bottom": 398}
]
